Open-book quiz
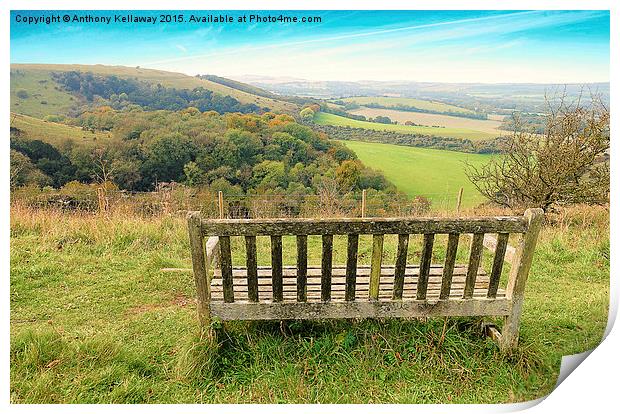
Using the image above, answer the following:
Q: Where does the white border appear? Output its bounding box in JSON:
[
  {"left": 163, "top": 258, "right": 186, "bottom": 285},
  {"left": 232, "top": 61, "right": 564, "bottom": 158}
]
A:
[{"left": 2, "top": 1, "right": 616, "bottom": 412}]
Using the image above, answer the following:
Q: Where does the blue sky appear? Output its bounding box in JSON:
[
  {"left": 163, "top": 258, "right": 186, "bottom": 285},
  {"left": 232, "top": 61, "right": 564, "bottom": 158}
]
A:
[{"left": 11, "top": 10, "right": 610, "bottom": 83}]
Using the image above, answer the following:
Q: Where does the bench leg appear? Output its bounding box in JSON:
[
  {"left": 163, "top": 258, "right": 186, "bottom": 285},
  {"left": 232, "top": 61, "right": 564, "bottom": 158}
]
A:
[
  {"left": 188, "top": 213, "right": 211, "bottom": 328},
  {"left": 499, "top": 307, "right": 522, "bottom": 352}
]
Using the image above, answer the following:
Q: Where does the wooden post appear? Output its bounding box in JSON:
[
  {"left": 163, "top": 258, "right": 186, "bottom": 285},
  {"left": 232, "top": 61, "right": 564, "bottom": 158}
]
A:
[
  {"left": 500, "top": 208, "right": 544, "bottom": 351},
  {"left": 97, "top": 187, "right": 106, "bottom": 214},
  {"left": 218, "top": 191, "right": 224, "bottom": 219},
  {"left": 361, "top": 189, "right": 367, "bottom": 218},
  {"left": 187, "top": 212, "right": 211, "bottom": 327},
  {"left": 456, "top": 187, "right": 463, "bottom": 214}
]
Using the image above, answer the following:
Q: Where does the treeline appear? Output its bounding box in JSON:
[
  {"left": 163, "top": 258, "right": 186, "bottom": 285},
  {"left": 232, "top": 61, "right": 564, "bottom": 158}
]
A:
[
  {"left": 51, "top": 71, "right": 265, "bottom": 114},
  {"left": 11, "top": 109, "right": 395, "bottom": 196},
  {"left": 309, "top": 124, "right": 507, "bottom": 154}
]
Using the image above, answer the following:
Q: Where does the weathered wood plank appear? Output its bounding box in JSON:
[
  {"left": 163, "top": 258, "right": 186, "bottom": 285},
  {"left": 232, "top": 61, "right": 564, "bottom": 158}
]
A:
[
  {"left": 245, "top": 236, "right": 258, "bottom": 302},
  {"left": 392, "top": 234, "right": 409, "bottom": 300},
  {"left": 199, "top": 216, "right": 528, "bottom": 236},
  {"left": 501, "top": 208, "right": 544, "bottom": 351},
  {"left": 211, "top": 298, "right": 511, "bottom": 320},
  {"left": 464, "top": 233, "right": 484, "bottom": 299},
  {"left": 219, "top": 235, "right": 234, "bottom": 303},
  {"left": 487, "top": 233, "right": 509, "bottom": 298},
  {"left": 417, "top": 234, "right": 435, "bottom": 300},
  {"left": 296, "top": 235, "right": 308, "bottom": 302},
  {"left": 345, "top": 234, "right": 359, "bottom": 301},
  {"left": 321, "top": 234, "right": 333, "bottom": 301},
  {"left": 440, "top": 233, "right": 459, "bottom": 300},
  {"left": 369, "top": 235, "right": 384, "bottom": 300},
  {"left": 271, "top": 235, "right": 283, "bottom": 302},
  {"left": 187, "top": 212, "right": 211, "bottom": 326}
]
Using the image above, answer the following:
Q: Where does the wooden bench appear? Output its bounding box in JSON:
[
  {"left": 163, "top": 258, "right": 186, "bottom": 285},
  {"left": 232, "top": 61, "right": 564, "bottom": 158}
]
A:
[{"left": 187, "top": 208, "right": 543, "bottom": 351}]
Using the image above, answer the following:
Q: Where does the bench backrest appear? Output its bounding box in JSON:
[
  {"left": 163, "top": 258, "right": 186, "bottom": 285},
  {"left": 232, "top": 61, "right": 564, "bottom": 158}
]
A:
[{"left": 188, "top": 210, "right": 543, "bottom": 308}]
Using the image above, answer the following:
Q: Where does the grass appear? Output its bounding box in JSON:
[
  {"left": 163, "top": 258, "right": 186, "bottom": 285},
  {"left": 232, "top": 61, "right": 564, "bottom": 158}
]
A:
[
  {"left": 10, "top": 69, "right": 78, "bottom": 118},
  {"left": 314, "top": 112, "right": 497, "bottom": 140},
  {"left": 340, "top": 140, "right": 492, "bottom": 209},
  {"left": 339, "top": 96, "right": 476, "bottom": 115},
  {"left": 10, "top": 64, "right": 298, "bottom": 116},
  {"left": 10, "top": 204, "right": 609, "bottom": 403},
  {"left": 11, "top": 113, "right": 112, "bottom": 146}
]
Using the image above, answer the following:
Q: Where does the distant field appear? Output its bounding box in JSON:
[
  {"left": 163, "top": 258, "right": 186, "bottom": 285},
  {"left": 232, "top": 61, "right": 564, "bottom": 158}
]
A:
[
  {"left": 340, "top": 140, "right": 492, "bottom": 209},
  {"left": 315, "top": 112, "right": 496, "bottom": 141},
  {"left": 349, "top": 107, "right": 504, "bottom": 136},
  {"left": 339, "top": 96, "right": 476, "bottom": 115},
  {"left": 11, "top": 113, "right": 112, "bottom": 146},
  {"left": 11, "top": 64, "right": 297, "bottom": 115}
]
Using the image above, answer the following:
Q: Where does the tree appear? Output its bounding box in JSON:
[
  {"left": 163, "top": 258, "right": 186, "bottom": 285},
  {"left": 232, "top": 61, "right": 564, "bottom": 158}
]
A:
[{"left": 465, "top": 93, "right": 609, "bottom": 211}]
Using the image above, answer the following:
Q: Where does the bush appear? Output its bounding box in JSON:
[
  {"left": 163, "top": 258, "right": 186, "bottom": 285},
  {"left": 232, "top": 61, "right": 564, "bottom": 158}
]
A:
[{"left": 16, "top": 89, "right": 29, "bottom": 99}]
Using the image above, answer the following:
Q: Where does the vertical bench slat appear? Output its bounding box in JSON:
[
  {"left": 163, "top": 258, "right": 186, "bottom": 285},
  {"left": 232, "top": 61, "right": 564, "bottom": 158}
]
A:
[
  {"left": 417, "top": 233, "right": 435, "bottom": 300},
  {"left": 271, "top": 235, "right": 283, "bottom": 302},
  {"left": 245, "top": 236, "right": 258, "bottom": 302},
  {"left": 345, "top": 234, "right": 359, "bottom": 301},
  {"left": 369, "top": 234, "right": 384, "bottom": 300},
  {"left": 392, "top": 234, "right": 409, "bottom": 300},
  {"left": 321, "top": 235, "right": 333, "bottom": 301},
  {"left": 488, "top": 233, "right": 509, "bottom": 298},
  {"left": 296, "top": 235, "right": 308, "bottom": 302},
  {"left": 219, "top": 235, "right": 234, "bottom": 303},
  {"left": 440, "top": 233, "right": 460, "bottom": 299},
  {"left": 464, "top": 233, "right": 484, "bottom": 299}
]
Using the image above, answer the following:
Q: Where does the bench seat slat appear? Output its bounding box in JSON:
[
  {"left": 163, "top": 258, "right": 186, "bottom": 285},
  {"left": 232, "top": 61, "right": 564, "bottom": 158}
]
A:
[{"left": 210, "top": 298, "right": 511, "bottom": 321}]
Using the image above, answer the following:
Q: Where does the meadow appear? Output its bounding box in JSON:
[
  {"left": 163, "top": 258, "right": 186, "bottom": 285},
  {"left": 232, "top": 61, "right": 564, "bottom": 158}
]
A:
[
  {"left": 340, "top": 140, "right": 492, "bottom": 208},
  {"left": 10, "top": 204, "right": 609, "bottom": 403},
  {"left": 349, "top": 107, "right": 504, "bottom": 136},
  {"left": 11, "top": 113, "right": 112, "bottom": 146},
  {"left": 314, "top": 112, "right": 497, "bottom": 141},
  {"left": 339, "top": 96, "right": 476, "bottom": 115}
]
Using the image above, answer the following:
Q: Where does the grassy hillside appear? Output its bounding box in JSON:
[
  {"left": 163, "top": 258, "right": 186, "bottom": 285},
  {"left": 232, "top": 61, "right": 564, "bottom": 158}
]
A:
[
  {"left": 11, "top": 113, "right": 112, "bottom": 146},
  {"left": 340, "top": 96, "right": 476, "bottom": 115},
  {"left": 315, "top": 112, "right": 497, "bottom": 141},
  {"left": 9, "top": 205, "right": 609, "bottom": 403},
  {"left": 10, "top": 69, "right": 78, "bottom": 118},
  {"left": 10, "top": 64, "right": 298, "bottom": 117},
  {"left": 349, "top": 107, "right": 504, "bottom": 135},
  {"left": 340, "top": 140, "right": 492, "bottom": 208}
]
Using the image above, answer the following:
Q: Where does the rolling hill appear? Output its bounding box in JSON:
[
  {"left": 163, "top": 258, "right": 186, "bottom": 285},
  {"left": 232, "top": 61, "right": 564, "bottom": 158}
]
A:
[{"left": 10, "top": 64, "right": 298, "bottom": 118}]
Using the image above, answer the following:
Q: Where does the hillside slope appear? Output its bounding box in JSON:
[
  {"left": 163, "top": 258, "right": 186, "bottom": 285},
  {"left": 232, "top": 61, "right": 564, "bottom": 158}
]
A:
[{"left": 10, "top": 64, "right": 298, "bottom": 117}]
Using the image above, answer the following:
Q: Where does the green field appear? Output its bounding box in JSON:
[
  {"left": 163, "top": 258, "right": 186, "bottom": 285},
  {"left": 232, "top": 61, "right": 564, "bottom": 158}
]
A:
[
  {"left": 341, "top": 140, "right": 492, "bottom": 209},
  {"left": 11, "top": 64, "right": 297, "bottom": 117},
  {"left": 315, "top": 112, "right": 496, "bottom": 140},
  {"left": 11, "top": 113, "right": 112, "bottom": 146},
  {"left": 340, "top": 96, "right": 476, "bottom": 115},
  {"left": 10, "top": 206, "right": 609, "bottom": 403}
]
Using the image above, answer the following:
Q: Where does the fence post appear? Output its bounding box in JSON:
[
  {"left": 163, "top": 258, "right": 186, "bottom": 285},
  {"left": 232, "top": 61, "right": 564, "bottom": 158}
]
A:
[
  {"left": 456, "top": 187, "right": 463, "bottom": 214},
  {"left": 97, "top": 187, "right": 107, "bottom": 214},
  {"left": 361, "top": 189, "right": 367, "bottom": 218},
  {"left": 218, "top": 191, "right": 224, "bottom": 219}
]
